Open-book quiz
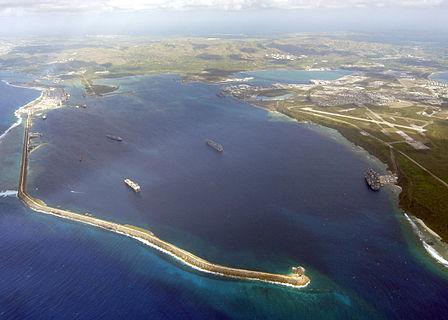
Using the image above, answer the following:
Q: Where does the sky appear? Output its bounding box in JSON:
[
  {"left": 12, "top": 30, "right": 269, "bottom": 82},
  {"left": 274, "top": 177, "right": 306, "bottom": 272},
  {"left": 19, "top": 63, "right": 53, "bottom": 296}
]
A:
[
  {"left": 0, "top": 0, "right": 447, "bottom": 36},
  {"left": 0, "top": 0, "right": 447, "bottom": 13}
]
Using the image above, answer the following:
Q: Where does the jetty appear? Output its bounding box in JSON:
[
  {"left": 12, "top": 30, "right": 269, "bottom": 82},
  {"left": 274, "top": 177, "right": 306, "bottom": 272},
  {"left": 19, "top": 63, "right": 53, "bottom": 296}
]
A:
[{"left": 17, "top": 111, "right": 310, "bottom": 288}]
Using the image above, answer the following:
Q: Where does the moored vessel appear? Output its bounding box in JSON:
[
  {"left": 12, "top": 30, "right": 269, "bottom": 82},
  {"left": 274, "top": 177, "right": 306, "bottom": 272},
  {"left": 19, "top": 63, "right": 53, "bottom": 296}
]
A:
[{"left": 365, "top": 169, "right": 381, "bottom": 191}]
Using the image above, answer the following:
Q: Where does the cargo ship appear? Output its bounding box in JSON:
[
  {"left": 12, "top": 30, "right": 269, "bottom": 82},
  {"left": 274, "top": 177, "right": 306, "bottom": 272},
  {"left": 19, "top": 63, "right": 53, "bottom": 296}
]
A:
[
  {"left": 106, "top": 134, "right": 123, "bottom": 142},
  {"left": 124, "top": 178, "right": 141, "bottom": 192},
  {"left": 365, "top": 169, "right": 381, "bottom": 191},
  {"left": 206, "top": 139, "right": 224, "bottom": 152}
]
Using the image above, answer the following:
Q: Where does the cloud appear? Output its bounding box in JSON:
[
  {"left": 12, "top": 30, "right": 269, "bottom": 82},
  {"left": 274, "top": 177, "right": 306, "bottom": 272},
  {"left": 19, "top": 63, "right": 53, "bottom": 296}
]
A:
[{"left": 0, "top": 0, "right": 446, "bottom": 14}]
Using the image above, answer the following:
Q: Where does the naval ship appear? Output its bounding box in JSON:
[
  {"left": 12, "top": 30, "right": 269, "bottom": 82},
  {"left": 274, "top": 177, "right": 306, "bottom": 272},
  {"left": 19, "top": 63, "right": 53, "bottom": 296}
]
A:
[
  {"left": 206, "top": 139, "right": 224, "bottom": 152},
  {"left": 124, "top": 179, "right": 141, "bottom": 192},
  {"left": 365, "top": 169, "right": 381, "bottom": 191}
]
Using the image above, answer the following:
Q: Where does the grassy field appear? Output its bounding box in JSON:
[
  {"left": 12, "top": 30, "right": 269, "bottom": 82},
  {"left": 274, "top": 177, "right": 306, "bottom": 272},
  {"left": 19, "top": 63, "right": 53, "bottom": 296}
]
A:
[{"left": 81, "top": 78, "right": 118, "bottom": 96}]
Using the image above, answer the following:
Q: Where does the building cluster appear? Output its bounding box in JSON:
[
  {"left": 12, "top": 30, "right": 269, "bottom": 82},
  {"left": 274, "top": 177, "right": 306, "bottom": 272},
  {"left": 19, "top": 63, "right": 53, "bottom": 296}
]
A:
[
  {"left": 48, "top": 57, "right": 75, "bottom": 65},
  {"left": 309, "top": 87, "right": 395, "bottom": 107},
  {"left": 44, "top": 87, "right": 70, "bottom": 106},
  {"left": 309, "top": 74, "right": 447, "bottom": 107},
  {"left": 265, "top": 53, "right": 303, "bottom": 61},
  {"left": 340, "top": 62, "right": 385, "bottom": 70},
  {"left": 426, "top": 80, "right": 448, "bottom": 88},
  {"left": 221, "top": 71, "right": 447, "bottom": 112},
  {"left": 398, "top": 90, "right": 445, "bottom": 106},
  {"left": 221, "top": 84, "right": 263, "bottom": 98},
  {"left": 398, "top": 78, "right": 448, "bottom": 105}
]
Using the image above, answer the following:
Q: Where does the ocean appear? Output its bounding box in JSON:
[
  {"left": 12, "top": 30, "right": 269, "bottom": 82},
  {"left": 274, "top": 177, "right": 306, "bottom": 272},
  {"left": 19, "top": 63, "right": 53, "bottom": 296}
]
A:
[
  {"left": 1, "top": 72, "right": 448, "bottom": 319},
  {"left": 0, "top": 80, "right": 40, "bottom": 190},
  {"left": 0, "top": 79, "right": 40, "bottom": 140}
]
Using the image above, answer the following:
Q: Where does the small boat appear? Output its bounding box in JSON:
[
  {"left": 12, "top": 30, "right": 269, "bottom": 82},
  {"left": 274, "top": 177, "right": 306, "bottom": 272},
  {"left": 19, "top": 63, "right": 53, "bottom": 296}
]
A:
[
  {"left": 42, "top": 115, "right": 47, "bottom": 120},
  {"left": 106, "top": 134, "right": 123, "bottom": 142}
]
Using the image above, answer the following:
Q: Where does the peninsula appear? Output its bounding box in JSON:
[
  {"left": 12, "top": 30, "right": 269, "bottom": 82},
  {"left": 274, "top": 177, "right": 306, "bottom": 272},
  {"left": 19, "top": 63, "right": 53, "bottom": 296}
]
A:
[{"left": 17, "top": 99, "right": 310, "bottom": 289}]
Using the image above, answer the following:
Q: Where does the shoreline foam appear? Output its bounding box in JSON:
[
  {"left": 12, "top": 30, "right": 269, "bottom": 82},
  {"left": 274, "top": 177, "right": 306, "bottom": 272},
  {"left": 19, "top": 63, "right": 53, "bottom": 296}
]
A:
[
  {"left": 404, "top": 213, "right": 448, "bottom": 268},
  {"left": 0, "top": 80, "right": 43, "bottom": 144},
  {"left": 29, "top": 200, "right": 310, "bottom": 288},
  {"left": 24, "top": 192, "right": 310, "bottom": 288}
]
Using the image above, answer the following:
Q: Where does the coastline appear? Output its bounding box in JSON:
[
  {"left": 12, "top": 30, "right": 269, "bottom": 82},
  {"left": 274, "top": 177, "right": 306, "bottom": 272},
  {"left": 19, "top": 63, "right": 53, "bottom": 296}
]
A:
[
  {"left": 26, "top": 199, "right": 310, "bottom": 289},
  {"left": 307, "top": 119, "right": 448, "bottom": 268},
  {"left": 239, "top": 97, "right": 448, "bottom": 271},
  {"left": 6, "top": 71, "right": 446, "bottom": 292},
  {"left": 0, "top": 81, "right": 43, "bottom": 144},
  {"left": 404, "top": 213, "right": 448, "bottom": 268}
]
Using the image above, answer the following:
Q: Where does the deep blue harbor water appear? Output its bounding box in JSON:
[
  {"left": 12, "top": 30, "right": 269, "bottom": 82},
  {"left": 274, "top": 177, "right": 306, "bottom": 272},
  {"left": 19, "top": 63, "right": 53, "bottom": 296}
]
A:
[{"left": 1, "top": 73, "right": 448, "bottom": 319}]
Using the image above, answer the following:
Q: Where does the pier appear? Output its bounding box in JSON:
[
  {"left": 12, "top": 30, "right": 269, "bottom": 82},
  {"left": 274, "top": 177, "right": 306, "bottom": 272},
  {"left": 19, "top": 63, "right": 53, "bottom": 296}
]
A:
[{"left": 18, "top": 111, "right": 310, "bottom": 288}]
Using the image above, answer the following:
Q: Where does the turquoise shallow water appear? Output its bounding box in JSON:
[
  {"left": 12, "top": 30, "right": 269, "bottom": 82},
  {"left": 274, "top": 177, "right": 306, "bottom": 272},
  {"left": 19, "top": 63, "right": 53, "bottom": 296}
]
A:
[{"left": 1, "top": 73, "right": 448, "bottom": 319}]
